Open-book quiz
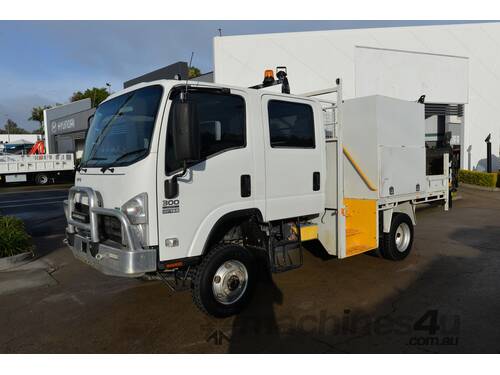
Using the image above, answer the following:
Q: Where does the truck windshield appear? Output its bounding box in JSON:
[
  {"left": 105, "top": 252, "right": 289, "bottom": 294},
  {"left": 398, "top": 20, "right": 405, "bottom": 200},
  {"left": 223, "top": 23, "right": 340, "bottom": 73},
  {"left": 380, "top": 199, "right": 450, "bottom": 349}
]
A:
[{"left": 81, "top": 85, "right": 163, "bottom": 168}]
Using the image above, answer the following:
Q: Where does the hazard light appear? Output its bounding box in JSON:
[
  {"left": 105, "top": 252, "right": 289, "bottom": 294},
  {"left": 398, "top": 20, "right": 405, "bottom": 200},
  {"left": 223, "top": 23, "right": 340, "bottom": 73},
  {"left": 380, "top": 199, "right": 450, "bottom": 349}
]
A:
[{"left": 262, "top": 69, "right": 275, "bottom": 87}]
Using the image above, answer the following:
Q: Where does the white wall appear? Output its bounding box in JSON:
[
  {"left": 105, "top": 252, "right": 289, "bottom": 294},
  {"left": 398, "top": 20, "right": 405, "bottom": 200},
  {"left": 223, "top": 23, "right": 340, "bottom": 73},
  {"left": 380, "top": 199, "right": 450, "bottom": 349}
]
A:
[
  {"left": 214, "top": 22, "right": 500, "bottom": 169},
  {"left": 354, "top": 46, "right": 468, "bottom": 104}
]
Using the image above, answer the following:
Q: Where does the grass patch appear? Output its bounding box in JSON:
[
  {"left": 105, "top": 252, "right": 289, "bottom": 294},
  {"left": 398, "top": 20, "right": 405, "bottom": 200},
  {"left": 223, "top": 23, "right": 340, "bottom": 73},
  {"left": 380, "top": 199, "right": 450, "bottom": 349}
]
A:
[{"left": 0, "top": 216, "right": 33, "bottom": 258}]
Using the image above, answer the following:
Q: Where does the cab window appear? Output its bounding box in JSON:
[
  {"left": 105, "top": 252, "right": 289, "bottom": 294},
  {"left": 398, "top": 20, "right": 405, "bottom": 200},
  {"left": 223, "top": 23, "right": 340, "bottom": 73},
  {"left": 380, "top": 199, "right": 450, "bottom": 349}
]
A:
[
  {"left": 166, "top": 90, "right": 246, "bottom": 173},
  {"left": 268, "top": 100, "right": 315, "bottom": 148}
]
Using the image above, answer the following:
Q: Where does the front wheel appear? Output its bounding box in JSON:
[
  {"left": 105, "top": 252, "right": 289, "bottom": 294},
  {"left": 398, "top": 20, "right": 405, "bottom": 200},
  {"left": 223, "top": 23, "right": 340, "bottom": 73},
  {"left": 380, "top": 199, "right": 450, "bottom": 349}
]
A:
[
  {"left": 192, "top": 243, "right": 256, "bottom": 318},
  {"left": 380, "top": 213, "right": 414, "bottom": 261}
]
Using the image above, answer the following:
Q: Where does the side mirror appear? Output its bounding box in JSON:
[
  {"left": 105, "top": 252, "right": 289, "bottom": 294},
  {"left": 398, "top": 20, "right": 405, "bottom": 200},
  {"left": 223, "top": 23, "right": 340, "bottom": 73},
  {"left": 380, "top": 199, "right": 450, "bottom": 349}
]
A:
[{"left": 172, "top": 100, "right": 200, "bottom": 162}]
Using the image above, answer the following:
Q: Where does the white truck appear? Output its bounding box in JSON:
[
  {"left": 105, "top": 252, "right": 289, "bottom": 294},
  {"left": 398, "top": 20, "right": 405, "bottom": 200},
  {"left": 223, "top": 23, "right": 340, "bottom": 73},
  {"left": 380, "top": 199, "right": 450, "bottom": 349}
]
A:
[
  {"left": 0, "top": 152, "right": 75, "bottom": 185},
  {"left": 64, "top": 73, "right": 449, "bottom": 317}
]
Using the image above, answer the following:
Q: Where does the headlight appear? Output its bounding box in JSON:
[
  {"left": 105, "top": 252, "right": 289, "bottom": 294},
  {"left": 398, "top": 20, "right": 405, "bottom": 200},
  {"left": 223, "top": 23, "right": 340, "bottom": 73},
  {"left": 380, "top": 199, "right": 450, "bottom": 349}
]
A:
[{"left": 121, "top": 193, "right": 148, "bottom": 225}]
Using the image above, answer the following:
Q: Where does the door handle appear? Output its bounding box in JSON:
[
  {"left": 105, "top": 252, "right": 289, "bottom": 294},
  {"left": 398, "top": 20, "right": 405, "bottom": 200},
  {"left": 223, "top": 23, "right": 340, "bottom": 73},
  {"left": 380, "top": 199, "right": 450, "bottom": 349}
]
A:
[
  {"left": 241, "top": 175, "right": 251, "bottom": 197},
  {"left": 313, "top": 172, "right": 320, "bottom": 191}
]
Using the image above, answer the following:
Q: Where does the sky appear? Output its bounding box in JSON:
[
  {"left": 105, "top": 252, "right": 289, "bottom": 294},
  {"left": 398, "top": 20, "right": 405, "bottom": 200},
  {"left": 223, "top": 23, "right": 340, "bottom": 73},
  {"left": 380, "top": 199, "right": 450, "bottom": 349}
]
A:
[{"left": 0, "top": 20, "right": 487, "bottom": 131}]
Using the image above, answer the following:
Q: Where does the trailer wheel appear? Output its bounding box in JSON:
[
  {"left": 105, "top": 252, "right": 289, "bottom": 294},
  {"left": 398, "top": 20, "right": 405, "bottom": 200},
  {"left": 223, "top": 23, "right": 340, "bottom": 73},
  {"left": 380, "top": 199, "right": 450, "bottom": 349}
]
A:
[
  {"left": 35, "top": 173, "right": 49, "bottom": 185},
  {"left": 192, "top": 243, "right": 256, "bottom": 318},
  {"left": 380, "top": 213, "right": 414, "bottom": 261}
]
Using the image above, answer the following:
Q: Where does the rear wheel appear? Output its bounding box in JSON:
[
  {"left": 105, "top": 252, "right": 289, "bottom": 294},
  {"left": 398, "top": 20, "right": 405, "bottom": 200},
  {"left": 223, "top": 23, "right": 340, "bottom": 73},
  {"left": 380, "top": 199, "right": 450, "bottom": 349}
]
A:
[
  {"left": 192, "top": 243, "right": 256, "bottom": 317},
  {"left": 35, "top": 173, "right": 49, "bottom": 185},
  {"left": 380, "top": 213, "right": 414, "bottom": 261}
]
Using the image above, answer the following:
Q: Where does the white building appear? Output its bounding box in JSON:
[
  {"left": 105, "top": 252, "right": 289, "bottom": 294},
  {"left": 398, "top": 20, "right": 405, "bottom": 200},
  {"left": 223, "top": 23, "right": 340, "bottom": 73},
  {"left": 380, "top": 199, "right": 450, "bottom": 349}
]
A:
[{"left": 213, "top": 22, "right": 500, "bottom": 171}]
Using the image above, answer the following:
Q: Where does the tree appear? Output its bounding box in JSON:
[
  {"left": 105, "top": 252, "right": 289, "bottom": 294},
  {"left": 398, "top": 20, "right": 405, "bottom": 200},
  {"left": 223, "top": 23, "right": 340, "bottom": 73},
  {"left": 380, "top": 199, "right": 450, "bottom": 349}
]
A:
[
  {"left": 70, "top": 87, "right": 110, "bottom": 108},
  {"left": 2, "top": 119, "right": 29, "bottom": 134},
  {"left": 29, "top": 105, "right": 52, "bottom": 134},
  {"left": 189, "top": 66, "right": 201, "bottom": 79}
]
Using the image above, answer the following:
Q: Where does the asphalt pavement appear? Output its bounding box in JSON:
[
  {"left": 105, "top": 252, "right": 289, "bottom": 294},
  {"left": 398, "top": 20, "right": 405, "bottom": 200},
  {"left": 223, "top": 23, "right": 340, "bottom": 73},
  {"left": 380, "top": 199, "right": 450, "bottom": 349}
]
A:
[{"left": 0, "top": 184, "right": 70, "bottom": 240}]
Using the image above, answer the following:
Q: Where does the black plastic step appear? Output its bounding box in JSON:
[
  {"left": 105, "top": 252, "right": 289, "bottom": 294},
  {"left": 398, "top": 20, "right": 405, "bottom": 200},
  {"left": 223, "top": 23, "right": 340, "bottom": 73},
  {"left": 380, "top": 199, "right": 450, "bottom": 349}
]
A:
[{"left": 269, "top": 240, "right": 303, "bottom": 273}]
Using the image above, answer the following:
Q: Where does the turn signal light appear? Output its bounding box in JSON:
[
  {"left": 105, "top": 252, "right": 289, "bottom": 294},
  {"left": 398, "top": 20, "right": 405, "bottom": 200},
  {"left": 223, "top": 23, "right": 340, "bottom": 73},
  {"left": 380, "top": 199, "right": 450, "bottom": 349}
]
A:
[{"left": 166, "top": 261, "right": 184, "bottom": 269}]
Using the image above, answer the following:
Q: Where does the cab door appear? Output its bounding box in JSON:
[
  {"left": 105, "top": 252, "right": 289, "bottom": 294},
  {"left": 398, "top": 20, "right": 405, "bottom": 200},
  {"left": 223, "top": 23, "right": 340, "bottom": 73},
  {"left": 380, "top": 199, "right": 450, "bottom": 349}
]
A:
[
  {"left": 156, "top": 88, "right": 259, "bottom": 262},
  {"left": 261, "top": 95, "right": 325, "bottom": 221}
]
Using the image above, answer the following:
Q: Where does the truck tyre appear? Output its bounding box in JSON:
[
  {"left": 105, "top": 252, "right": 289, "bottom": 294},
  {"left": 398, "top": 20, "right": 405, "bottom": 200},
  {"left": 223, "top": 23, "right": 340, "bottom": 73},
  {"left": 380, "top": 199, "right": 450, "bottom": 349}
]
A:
[
  {"left": 192, "top": 243, "right": 256, "bottom": 318},
  {"left": 35, "top": 173, "right": 49, "bottom": 185},
  {"left": 380, "top": 213, "right": 414, "bottom": 261}
]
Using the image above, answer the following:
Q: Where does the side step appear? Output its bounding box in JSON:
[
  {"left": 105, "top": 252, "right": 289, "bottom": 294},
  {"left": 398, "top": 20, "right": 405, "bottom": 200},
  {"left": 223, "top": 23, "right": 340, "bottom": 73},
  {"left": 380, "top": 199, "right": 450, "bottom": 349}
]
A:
[
  {"left": 269, "top": 239, "right": 303, "bottom": 273},
  {"left": 156, "top": 267, "right": 192, "bottom": 292},
  {"left": 268, "top": 221, "right": 305, "bottom": 273}
]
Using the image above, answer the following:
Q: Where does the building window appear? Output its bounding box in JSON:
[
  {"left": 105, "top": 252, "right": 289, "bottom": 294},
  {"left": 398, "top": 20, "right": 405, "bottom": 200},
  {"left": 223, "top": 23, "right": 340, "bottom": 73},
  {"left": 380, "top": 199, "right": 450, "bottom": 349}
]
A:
[
  {"left": 268, "top": 100, "right": 315, "bottom": 148},
  {"left": 166, "top": 90, "right": 246, "bottom": 173}
]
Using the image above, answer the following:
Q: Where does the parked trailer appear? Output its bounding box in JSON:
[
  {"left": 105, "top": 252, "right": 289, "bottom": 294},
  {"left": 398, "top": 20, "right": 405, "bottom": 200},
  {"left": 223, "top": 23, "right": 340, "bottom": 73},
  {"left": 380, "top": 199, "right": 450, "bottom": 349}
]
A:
[
  {"left": 0, "top": 153, "right": 75, "bottom": 185},
  {"left": 64, "top": 77, "right": 449, "bottom": 317}
]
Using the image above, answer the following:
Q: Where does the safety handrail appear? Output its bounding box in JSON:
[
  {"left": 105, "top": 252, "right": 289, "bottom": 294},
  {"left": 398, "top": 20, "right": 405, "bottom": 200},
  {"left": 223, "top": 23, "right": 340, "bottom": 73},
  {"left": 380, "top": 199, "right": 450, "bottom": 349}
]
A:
[{"left": 342, "top": 146, "right": 377, "bottom": 192}]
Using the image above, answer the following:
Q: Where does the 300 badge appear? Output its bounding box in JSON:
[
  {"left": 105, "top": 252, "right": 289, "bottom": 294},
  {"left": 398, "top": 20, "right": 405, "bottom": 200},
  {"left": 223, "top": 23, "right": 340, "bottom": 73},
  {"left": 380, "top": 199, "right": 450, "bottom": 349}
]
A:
[{"left": 162, "top": 199, "right": 180, "bottom": 214}]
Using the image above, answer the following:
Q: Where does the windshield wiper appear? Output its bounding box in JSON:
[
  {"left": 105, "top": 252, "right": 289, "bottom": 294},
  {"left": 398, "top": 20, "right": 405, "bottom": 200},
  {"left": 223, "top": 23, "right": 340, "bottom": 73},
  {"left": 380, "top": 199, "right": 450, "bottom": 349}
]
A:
[
  {"left": 100, "top": 148, "right": 147, "bottom": 173},
  {"left": 77, "top": 156, "right": 108, "bottom": 170}
]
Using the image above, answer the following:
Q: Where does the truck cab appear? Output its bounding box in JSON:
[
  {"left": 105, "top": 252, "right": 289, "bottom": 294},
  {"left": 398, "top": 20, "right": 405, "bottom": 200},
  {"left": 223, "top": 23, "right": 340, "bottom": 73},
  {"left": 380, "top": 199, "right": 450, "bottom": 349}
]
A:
[{"left": 65, "top": 79, "right": 326, "bottom": 316}]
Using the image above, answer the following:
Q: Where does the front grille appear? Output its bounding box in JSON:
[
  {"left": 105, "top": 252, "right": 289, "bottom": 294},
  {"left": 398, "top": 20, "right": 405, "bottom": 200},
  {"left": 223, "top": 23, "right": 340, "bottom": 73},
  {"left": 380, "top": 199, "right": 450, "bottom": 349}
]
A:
[
  {"left": 74, "top": 202, "right": 89, "bottom": 214},
  {"left": 75, "top": 228, "right": 91, "bottom": 238},
  {"left": 73, "top": 201, "right": 123, "bottom": 244},
  {"left": 72, "top": 202, "right": 90, "bottom": 223},
  {"left": 100, "top": 215, "right": 122, "bottom": 244}
]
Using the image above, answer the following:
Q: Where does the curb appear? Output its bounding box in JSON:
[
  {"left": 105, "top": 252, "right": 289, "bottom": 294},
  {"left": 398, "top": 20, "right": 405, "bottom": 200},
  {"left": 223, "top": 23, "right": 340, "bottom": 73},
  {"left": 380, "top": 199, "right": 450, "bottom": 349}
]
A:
[{"left": 0, "top": 251, "right": 34, "bottom": 271}]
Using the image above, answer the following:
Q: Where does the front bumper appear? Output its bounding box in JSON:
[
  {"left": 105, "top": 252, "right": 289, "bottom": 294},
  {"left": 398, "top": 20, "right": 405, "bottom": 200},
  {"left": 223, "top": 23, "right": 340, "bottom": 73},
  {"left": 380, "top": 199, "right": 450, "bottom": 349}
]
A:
[
  {"left": 64, "top": 186, "right": 156, "bottom": 277},
  {"left": 66, "top": 231, "right": 156, "bottom": 277}
]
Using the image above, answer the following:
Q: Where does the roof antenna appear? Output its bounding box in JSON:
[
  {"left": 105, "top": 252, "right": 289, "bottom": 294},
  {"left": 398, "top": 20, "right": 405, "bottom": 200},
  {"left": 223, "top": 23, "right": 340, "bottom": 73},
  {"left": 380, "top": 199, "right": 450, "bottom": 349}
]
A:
[
  {"left": 217, "top": 28, "right": 222, "bottom": 37},
  {"left": 181, "top": 52, "right": 195, "bottom": 102}
]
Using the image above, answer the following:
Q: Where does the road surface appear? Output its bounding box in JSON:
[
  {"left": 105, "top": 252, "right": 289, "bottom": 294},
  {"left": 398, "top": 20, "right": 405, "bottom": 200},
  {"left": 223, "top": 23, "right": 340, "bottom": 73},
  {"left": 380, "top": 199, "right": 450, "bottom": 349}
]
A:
[
  {"left": 0, "top": 185, "right": 70, "bottom": 240},
  {"left": 1, "top": 186, "right": 499, "bottom": 353}
]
